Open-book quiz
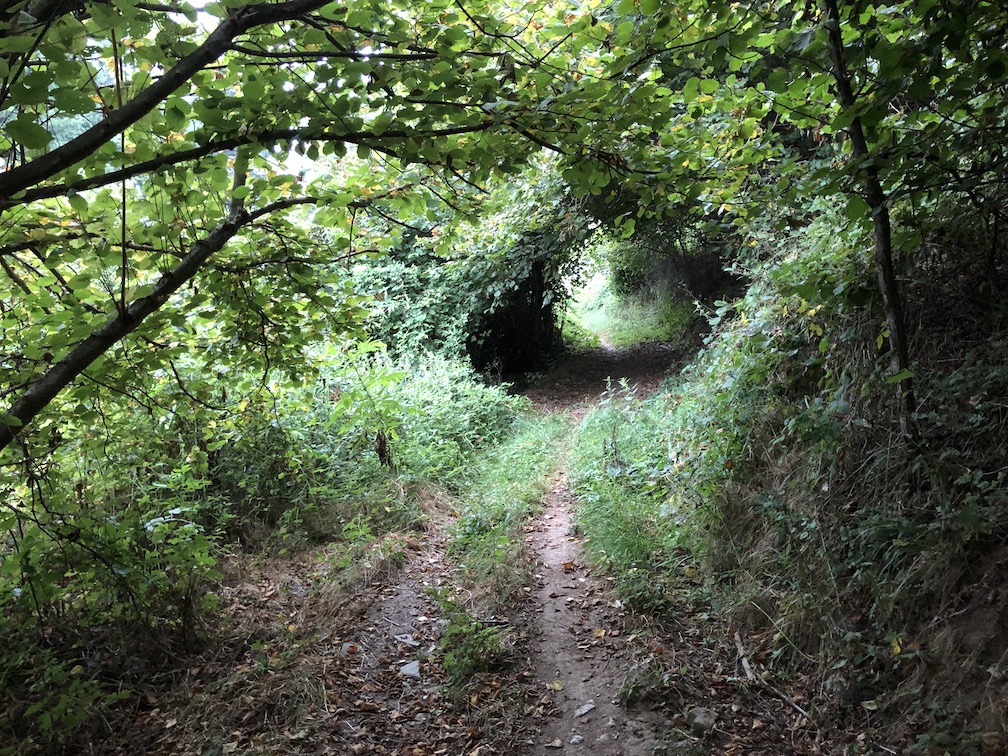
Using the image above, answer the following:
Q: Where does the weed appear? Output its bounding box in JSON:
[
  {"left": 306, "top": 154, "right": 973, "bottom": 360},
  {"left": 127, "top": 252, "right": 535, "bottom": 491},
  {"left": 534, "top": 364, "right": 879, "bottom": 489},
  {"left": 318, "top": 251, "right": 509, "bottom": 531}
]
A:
[
  {"left": 431, "top": 590, "right": 512, "bottom": 684},
  {"left": 570, "top": 382, "right": 695, "bottom": 612},
  {"left": 448, "top": 414, "right": 569, "bottom": 609}
]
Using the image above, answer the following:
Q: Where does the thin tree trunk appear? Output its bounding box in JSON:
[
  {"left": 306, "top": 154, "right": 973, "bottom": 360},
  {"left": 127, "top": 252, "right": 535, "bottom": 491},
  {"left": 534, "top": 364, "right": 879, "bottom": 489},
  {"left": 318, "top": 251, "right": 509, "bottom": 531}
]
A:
[{"left": 822, "top": 0, "right": 916, "bottom": 439}]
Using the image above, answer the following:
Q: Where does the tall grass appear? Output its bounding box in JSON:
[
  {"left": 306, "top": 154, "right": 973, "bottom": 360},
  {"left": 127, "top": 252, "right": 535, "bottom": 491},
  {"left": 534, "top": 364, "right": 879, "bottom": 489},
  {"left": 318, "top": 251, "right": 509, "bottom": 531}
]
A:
[
  {"left": 569, "top": 381, "right": 701, "bottom": 611},
  {"left": 448, "top": 413, "right": 571, "bottom": 608}
]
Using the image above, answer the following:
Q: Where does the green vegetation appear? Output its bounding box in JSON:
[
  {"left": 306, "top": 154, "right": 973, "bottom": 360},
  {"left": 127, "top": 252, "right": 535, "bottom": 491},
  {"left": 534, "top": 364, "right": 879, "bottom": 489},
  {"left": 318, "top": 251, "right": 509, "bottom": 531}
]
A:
[
  {"left": 0, "top": 349, "right": 525, "bottom": 747},
  {"left": 432, "top": 590, "right": 513, "bottom": 685},
  {"left": 573, "top": 273, "right": 698, "bottom": 348},
  {"left": 571, "top": 381, "right": 690, "bottom": 611},
  {"left": 570, "top": 201, "right": 1008, "bottom": 747},
  {"left": 449, "top": 414, "right": 570, "bottom": 608},
  {"left": 2, "top": 0, "right": 1007, "bottom": 750}
]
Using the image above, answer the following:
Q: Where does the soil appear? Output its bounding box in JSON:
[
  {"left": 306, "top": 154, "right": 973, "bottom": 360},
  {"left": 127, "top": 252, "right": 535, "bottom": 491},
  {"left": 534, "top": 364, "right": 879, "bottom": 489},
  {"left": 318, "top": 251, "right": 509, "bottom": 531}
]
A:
[
  {"left": 515, "top": 341, "right": 685, "bottom": 414},
  {"left": 80, "top": 342, "right": 831, "bottom": 755},
  {"left": 522, "top": 468, "right": 662, "bottom": 754}
]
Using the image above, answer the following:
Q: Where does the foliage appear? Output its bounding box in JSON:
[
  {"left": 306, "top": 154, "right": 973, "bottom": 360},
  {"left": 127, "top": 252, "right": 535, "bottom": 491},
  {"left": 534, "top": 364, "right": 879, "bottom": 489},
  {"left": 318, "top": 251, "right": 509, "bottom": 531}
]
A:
[
  {"left": 572, "top": 271, "right": 698, "bottom": 348},
  {"left": 571, "top": 194, "right": 1008, "bottom": 745},
  {"left": 349, "top": 231, "right": 472, "bottom": 359},
  {"left": 431, "top": 590, "right": 512, "bottom": 685},
  {"left": 0, "top": 0, "right": 669, "bottom": 456},
  {"left": 570, "top": 381, "right": 696, "bottom": 611},
  {"left": 558, "top": 310, "right": 600, "bottom": 352},
  {"left": 449, "top": 413, "right": 568, "bottom": 608},
  {"left": 1, "top": 0, "right": 1007, "bottom": 749},
  {"left": 387, "top": 354, "right": 529, "bottom": 486},
  {"left": 0, "top": 344, "right": 524, "bottom": 746},
  {"left": 351, "top": 161, "right": 595, "bottom": 372}
]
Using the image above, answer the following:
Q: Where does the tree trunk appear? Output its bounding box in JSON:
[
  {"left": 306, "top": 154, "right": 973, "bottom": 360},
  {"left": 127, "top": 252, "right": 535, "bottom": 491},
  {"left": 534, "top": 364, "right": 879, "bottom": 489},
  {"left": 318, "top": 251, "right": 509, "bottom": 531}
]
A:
[{"left": 821, "top": 0, "right": 916, "bottom": 439}]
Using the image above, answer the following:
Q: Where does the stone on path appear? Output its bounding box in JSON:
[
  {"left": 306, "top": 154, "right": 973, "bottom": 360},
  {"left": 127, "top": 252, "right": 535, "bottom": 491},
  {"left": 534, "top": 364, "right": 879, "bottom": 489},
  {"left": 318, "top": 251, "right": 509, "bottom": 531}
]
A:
[{"left": 686, "top": 706, "right": 717, "bottom": 736}]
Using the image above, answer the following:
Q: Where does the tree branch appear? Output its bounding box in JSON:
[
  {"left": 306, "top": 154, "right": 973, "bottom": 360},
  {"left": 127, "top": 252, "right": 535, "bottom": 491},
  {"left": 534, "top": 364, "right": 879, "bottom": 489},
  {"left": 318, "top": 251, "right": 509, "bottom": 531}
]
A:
[
  {"left": 0, "top": 0, "right": 331, "bottom": 201},
  {"left": 0, "top": 197, "right": 309, "bottom": 453},
  {"left": 230, "top": 43, "right": 438, "bottom": 62},
  {"left": 12, "top": 122, "right": 500, "bottom": 205}
]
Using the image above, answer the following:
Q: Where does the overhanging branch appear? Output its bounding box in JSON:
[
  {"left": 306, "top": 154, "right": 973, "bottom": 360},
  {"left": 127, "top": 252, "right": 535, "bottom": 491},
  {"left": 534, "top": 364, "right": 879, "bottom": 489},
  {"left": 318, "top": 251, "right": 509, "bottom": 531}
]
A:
[
  {"left": 0, "top": 0, "right": 332, "bottom": 201},
  {"left": 11, "top": 122, "right": 500, "bottom": 205},
  {"left": 0, "top": 196, "right": 310, "bottom": 454}
]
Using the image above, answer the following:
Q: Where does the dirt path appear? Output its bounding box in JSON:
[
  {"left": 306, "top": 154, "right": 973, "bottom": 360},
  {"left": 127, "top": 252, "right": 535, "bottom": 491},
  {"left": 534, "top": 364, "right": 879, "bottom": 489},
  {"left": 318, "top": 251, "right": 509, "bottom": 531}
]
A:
[
  {"left": 517, "top": 342, "right": 684, "bottom": 414},
  {"left": 524, "top": 469, "right": 660, "bottom": 754},
  {"left": 321, "top": 342, "right": 690, "bottom": 755}
]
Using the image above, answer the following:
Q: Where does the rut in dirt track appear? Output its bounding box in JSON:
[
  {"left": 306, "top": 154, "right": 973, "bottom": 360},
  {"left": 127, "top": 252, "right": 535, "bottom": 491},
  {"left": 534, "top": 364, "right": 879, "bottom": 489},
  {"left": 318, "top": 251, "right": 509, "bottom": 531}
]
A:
[{"left": 522, "top": 468, "right": 662, "bottom": 754}]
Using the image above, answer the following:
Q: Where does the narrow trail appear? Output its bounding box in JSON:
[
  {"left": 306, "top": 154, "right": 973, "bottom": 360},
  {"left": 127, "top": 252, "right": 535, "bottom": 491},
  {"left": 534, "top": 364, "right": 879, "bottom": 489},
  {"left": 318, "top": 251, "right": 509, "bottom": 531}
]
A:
[
  {"left": 524, "top": 468, "right": 660, "bottom": 754},
  {"left": 323, "top": 341, "right": 693, "bottom": 754}
]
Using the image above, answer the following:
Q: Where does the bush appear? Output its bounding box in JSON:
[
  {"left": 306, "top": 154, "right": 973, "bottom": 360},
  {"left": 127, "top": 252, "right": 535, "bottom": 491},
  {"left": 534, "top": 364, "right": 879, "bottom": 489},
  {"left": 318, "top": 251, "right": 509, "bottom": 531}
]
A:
[{"left": 568, "top": 196, "right": 1008, "bottom": 747}]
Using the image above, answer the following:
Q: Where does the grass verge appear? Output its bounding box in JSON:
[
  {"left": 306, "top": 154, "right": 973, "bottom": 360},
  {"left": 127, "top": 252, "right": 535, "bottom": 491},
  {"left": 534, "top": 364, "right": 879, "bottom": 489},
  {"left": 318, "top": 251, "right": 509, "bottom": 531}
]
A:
[{"left": 447, "top": 413, "right": 570, "bottom": 611}]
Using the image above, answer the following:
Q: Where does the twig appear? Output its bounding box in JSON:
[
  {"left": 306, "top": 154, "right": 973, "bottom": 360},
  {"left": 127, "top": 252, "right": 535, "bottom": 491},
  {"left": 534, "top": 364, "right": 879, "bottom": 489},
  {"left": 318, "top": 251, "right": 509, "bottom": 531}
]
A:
[
  {"left": 733, "top": 631, "right": 818, "bottom": 731},
  {"left": 733, "top": 632, "right": 756, "bottom": 682}
]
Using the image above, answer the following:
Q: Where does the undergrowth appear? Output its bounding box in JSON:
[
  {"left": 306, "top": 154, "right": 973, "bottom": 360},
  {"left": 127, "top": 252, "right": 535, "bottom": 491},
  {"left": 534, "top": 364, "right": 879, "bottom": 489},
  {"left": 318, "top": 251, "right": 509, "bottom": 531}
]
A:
[
  {"left": 569, "top": 201, "right": 1008, "bottom": 750},
  {"left": 431, "top": 589, "right": 513, "bottom": 685},
  {"left": 0, "top": 346, "right": 524, "bottom": 752},
  {"left": 570, "top": 380, "right": 698, "bottom": 612},
  {"left": 448, "top": 413, "right": 569, "bottom": 610}
]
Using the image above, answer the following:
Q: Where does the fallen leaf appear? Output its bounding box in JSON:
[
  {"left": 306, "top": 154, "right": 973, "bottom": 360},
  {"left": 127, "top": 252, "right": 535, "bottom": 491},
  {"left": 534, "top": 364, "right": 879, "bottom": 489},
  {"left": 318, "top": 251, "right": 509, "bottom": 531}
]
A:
[
  {"left": 547, "top": 680, "right": 564, "bottom": 691},
  {"left": 546, "top": 739, "right": 563, "bottom": 748}
]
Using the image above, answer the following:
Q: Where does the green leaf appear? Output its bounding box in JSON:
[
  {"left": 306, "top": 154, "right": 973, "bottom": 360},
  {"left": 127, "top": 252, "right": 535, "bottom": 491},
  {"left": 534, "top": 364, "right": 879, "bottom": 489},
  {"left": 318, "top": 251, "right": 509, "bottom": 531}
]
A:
[
  {"left": 0, "top": 413, "right": 23, "bottom": 429},
  {"left": 885, "top": 369, "right": 915, "bottom": 385},
  {"left": 5, "top": 117, "right": 52, "bottom": 149},
  {"left": 67, "top": 193, "right": 89, "bottom": 214},
  {"left": 845, "top": 195, "right": 870, "bottom": 223}
]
